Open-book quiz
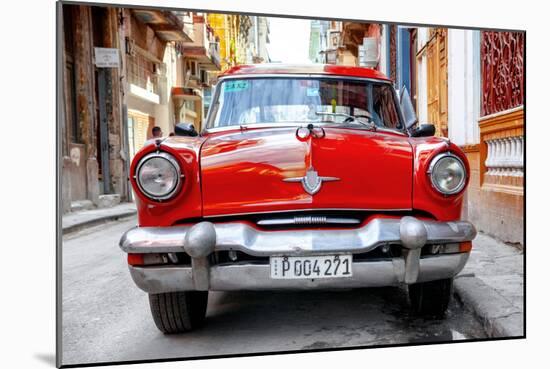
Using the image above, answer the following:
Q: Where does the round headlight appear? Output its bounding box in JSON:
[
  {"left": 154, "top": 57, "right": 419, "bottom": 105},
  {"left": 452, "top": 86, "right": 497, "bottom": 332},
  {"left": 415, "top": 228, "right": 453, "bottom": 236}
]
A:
[
  {"left": 428, "top": 153, "right": 466, "bottom": 195},
  {"left": 135, "top": 152, "right": 182, "bottom": 201}
]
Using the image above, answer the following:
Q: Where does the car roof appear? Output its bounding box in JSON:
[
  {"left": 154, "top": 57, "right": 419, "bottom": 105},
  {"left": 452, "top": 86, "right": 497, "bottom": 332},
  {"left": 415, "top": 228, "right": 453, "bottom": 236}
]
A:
[{"left": 218, "top": 63, "right": 391, "bottom": 81}]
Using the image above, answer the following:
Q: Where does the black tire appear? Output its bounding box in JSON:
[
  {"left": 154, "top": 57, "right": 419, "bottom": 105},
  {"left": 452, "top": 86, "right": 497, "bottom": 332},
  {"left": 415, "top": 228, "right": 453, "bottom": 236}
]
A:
[
  {"left": 148, "top": 291, "right": 208, "bottom": 334},
  {"left": 408, "top": 278, "right": 453, "bottom": 317}
]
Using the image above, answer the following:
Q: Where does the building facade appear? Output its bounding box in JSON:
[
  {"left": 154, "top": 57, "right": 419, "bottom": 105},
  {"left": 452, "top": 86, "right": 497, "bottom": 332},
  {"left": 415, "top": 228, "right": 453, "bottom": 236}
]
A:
[
  {"left": 310, "top": 22, "right": 525, "bottom": 245},
  {"left": 123, "top": 9, "right": 192, "bottom": 158},
  {"left": 309, "top": 21, "right": 383, "bottom": 68},
  {"left": 208, "top": 14, "right": 269, "bottom": 70},
  {"left": 61, "top": 5, "right": 271, "bottom": 213},
  {"left": 60, "top": 4, "right": 129, "bottom": 212},
  {"left": 413, "top": 28, "right": 524, "bottom": 245},
  {"left": 463, "top": 31, "right": 524, "bottom": 245},
  {"left": 246, "top": 16, "right": 270, "bottom": 64},
  {"left": 60, "top": 5, "right": 234, "bottom": 213},
  {"left": 176, "top": 12, "right": 221, "bottom": 131}
]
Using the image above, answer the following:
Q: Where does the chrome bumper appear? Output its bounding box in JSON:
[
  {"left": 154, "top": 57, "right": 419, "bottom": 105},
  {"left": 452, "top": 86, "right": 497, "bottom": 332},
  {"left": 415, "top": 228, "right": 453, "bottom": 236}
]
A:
[
  {"left": 119, "top": 216, "right": 476, "bottom": 291},
  {"left": 128, "top": 254, "right": 470, "bottom": 293}
]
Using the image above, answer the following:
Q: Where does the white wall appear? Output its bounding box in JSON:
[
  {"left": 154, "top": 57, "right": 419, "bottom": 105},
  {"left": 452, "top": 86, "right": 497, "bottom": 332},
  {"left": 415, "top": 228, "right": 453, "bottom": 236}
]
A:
[
  {"left": 447, "top": 29, "right": 480, "bottom": 146},
  {"left": 469, "top": 30, "right": 481, "bottom": 144},
  {"left": 414, "top": 27, "right": 480, "bottom": 143},
  {"left": 127, "top": 95, "right": 156, "bottom": 117},
  {"left": 448, "top": 29, "right": 467, "bottom": 145}
]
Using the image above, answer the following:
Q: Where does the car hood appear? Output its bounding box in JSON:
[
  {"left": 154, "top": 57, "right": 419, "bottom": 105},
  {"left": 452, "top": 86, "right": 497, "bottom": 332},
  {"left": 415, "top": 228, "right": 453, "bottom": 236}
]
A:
[{"left": 200, "top": 126, "right": 413, "bottom": 217}]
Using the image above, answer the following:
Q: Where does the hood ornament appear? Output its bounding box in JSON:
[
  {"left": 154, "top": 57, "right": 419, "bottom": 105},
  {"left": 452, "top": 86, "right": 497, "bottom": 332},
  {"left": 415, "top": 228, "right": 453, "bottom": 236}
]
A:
[
  {"left": 283, "top": 166, "right": 339, "bottom": 195},
  {"left": 296, "top": 125, "right": 325, "bottom": 140}
]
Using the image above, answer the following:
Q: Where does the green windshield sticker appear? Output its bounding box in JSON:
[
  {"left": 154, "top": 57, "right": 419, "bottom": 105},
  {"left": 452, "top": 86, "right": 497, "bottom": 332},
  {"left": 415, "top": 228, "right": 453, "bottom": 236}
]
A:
[
  {"left": 306, "top": 87, "right": 320, "bottom": 97},
  {"left": 225, "top": 80, "right": 249, "bottom": 92}
]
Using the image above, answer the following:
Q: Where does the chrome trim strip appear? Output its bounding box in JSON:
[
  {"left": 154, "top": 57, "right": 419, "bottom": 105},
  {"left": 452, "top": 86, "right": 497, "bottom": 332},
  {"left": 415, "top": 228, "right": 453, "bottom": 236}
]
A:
[
  {"left": 202, "top": 208, "right": 413, "bottom": 219},
  {"left": 203, "top": 122, "right": 408, "bottom": 136},
  {"left": 120, "top": 218, "right": 476, "bottom": 256},
  {"left": 217, "top": 73, "right": 393, "bottom": 84},
  {"left": 257, "top": 216, "right": 360, "bottom": 226},
  {"left": 127, "top": 253, "right": 469, "bottom": 293},
  {"left": 204, "top": 124, "right": 302, "bottom": 134},
  {"left": 204, "top": 123, "right": 408, "bottom": 136}
]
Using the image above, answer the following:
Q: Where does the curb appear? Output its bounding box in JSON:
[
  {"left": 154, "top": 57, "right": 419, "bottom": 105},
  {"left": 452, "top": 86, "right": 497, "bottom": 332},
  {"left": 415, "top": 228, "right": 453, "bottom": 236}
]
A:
[
  {"left": 453, "top": 275, "right": 524, "bottom": 338},
  {"left": 62, "top": 209, "right": 137, "bottom": 235}
]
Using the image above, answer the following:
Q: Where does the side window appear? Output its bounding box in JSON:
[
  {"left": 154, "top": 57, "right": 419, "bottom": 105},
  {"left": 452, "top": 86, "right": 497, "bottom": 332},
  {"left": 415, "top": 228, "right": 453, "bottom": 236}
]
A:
[{"left": 371, "top": 85, "right": 400, "bottom": 129}]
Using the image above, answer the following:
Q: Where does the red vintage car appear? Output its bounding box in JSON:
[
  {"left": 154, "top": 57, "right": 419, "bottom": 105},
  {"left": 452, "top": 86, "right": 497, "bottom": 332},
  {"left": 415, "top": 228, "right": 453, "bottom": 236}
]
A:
[{"left": 119, "top": 64, "right": 476, "bottom": 333}]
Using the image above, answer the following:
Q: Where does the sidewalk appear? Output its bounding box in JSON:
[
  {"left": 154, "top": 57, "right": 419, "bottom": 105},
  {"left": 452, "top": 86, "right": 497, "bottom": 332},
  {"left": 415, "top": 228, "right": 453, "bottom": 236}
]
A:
[
  {"left": 62, "top": 202, "right": 137, "bottom": 234},
  {"left": 454, "top": 232, "right": 524, "bottom": 338}
]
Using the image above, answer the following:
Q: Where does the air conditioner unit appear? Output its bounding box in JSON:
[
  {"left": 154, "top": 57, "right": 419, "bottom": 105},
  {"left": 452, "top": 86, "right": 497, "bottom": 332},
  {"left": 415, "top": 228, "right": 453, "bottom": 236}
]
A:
[
  {"left": 200, "top": 69, "right": 209, "bottom": 85},
  {"left": 186, "top": 60, "right": 200, "bottom": 80}
]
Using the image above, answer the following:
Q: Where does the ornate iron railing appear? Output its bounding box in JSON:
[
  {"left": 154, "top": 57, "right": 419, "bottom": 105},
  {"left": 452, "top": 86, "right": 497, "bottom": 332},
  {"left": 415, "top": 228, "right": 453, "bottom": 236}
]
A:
[{"left": 481, "top": 31, "right": 524, "bottom": 116}]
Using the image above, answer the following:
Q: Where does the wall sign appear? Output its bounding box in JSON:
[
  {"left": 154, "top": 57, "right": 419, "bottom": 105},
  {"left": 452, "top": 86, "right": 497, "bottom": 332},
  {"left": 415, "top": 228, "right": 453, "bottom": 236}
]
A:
[{"left": 94, "top": 47, "right": 120, "bottom": 68}]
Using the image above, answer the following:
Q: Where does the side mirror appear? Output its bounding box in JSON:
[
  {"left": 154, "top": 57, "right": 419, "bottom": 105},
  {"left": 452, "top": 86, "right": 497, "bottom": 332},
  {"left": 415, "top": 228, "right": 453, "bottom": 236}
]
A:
[
  {"left": 399, "top": 86, "right": 418, "bottom": 129},
  {"left": 175, "top": 122, "right": 198, "bottom": 137},
  {"left": 411, "top": 123, "right": 435, "bottom": 137}
]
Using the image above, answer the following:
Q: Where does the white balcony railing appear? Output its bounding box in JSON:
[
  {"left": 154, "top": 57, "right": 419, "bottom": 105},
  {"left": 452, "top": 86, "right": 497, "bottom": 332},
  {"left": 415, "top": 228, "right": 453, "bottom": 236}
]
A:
[
  {"left": 209, "top": 41, "right": 220, "bottom": 67},
  {"left": 126, "top": 53, "right": 159, "bottom": 95},
  {"left": 485, "top": 136, "right": 524, "bottom": 176}
]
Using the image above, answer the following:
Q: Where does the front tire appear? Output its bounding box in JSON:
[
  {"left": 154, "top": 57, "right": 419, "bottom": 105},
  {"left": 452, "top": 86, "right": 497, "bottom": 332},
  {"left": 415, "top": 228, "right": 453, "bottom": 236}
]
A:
[
  {"left": 408, "top": 278, "right": 453, "bottom": 317},
  {"left": 148, "top": 291, "right": 208, "bottom": 333}
]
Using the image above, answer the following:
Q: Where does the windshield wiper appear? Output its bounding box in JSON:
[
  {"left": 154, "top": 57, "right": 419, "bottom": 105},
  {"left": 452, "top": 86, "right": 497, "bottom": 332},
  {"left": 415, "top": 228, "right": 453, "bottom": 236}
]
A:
[{"left": 314, "top": 111, "right": 376, "bottom": 130}]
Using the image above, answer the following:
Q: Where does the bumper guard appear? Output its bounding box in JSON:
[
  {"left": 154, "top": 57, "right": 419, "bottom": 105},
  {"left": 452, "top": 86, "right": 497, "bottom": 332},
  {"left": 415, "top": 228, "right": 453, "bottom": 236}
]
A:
[{"left": 119, "top": 216, "right": 476, "bottom": 292}]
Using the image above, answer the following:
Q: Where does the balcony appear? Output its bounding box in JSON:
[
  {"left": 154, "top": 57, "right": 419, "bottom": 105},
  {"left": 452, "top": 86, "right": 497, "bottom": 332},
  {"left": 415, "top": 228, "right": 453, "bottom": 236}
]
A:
[
  {"left": 479, "top": 106, "right": 524, "bottom": 195},
  {"left": 485, "top": 136, "right": 524, "bottom": 177},
  {"left": 181, "top": 19, "right": 221, "bottom": 71},
  {"left": 126, "top": 52, "right": 160, "bottom": 104},
  {"left": 131, "top": 9, "right": 192, "bottom": 42},
  {"left": 172, "top": 11, "right": 195, "bottom": 40}
]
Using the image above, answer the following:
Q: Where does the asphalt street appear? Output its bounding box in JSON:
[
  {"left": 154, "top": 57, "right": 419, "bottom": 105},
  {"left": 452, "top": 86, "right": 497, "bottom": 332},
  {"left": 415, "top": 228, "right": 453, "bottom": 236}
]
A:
[{"left": 61, "top": 217, "right": 487, "bottom": 366}]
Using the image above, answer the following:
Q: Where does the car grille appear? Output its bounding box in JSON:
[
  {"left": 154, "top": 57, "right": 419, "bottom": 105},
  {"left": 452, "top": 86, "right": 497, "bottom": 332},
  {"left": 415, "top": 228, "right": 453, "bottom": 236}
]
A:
[{"left": 257, "top": 215, "right": 360, "bottom": 226}]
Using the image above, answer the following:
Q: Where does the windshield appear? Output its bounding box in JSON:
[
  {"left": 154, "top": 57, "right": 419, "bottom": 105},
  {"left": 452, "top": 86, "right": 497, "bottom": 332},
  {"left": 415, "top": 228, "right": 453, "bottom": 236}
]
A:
[{"left": 207, "top": 77, "right": 402, "bottom": 130}]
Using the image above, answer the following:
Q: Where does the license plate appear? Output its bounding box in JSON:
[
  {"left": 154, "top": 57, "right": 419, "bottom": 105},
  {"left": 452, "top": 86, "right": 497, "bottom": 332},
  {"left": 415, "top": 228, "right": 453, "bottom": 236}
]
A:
[{"left": 270, "top": 254, "right": 353, "bottom": 279}]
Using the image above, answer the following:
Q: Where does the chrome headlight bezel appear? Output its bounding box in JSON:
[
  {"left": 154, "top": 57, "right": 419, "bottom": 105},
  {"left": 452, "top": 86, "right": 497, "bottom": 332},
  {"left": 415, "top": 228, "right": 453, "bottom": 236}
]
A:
[
  {"left": 135, "top": 152, "right": 183, "bottom": 201},
  {"left": 427, "top": 152, "right": 467, "bottom": 195}
]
